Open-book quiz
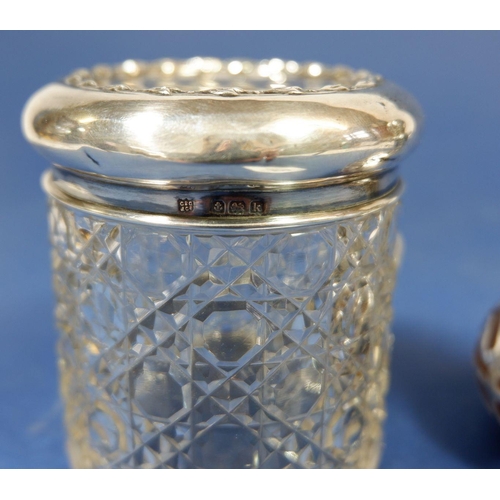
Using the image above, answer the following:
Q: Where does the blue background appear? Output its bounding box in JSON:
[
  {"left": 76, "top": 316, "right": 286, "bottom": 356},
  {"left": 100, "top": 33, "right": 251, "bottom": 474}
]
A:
[{"left": 1, "top": 31, "right": 500, "bottom": 468}]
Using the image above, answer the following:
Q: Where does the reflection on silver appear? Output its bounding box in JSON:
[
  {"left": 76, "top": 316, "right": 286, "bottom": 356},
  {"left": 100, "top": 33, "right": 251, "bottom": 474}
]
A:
[
  {"left": 476, "top": 307, "right": 500, "bottom": 425},
  {"left": 23, "top": 58, "right": 422, "bottom": 193}
]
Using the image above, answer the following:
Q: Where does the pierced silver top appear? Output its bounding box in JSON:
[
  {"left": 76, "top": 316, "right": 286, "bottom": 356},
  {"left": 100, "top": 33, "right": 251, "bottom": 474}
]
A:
[
  {"left": 23, "top": 58, "right": 421, "bottom": 185},
  {"left": 63, "top": 57, "right": 382, "bottom": 95},
  {"left": 23, "top": 58, "right": 421, "bottom": 220}
]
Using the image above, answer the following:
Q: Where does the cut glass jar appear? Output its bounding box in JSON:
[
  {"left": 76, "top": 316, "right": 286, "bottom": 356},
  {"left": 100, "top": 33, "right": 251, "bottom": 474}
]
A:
[{"left": 22, "top": 58, "right": 421, "bottom": 469}]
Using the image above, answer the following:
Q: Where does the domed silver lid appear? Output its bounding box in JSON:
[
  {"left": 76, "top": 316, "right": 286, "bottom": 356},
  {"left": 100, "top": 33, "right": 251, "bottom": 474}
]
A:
[{"left": 22, "top": 58, "right": 422, "bottom": 220}]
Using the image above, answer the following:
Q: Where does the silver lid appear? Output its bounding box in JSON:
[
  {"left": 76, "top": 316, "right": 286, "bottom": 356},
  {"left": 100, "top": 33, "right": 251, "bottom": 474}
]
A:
[{"left": 23, "top": 58, "right": 422, "bottom": 218}]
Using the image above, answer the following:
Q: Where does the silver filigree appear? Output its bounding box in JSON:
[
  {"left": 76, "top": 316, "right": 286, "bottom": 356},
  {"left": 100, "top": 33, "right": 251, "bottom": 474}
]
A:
[{"left": 64, "top": 57, "right": 382, "bottom": 96}]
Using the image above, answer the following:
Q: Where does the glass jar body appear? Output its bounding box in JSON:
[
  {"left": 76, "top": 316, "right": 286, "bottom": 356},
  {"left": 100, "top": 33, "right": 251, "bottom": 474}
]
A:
[{"left": 48, "top": 195, "right": 399, "bottom": 469}]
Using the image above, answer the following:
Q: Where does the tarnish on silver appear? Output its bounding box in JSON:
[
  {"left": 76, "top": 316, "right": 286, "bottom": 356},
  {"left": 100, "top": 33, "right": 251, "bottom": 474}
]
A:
[{"left": 23, "top": 57, "right": 422, "bottom": 223}]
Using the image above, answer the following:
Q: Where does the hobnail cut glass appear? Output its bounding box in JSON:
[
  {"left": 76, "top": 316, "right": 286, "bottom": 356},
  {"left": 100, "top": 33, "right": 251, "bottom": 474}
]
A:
[{"left": 49, "top": 197, "right": 399, "bottom": 469}]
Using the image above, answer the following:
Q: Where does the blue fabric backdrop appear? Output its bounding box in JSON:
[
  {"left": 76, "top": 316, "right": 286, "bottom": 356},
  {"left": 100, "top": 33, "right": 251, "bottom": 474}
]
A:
[{"left": 1, "top": 30, "right": 500, "bottom": 468}]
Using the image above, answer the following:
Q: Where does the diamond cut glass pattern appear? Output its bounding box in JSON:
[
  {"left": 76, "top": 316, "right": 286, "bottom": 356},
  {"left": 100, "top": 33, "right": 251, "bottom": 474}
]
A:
[{"left": 49, "top": 198, "right": 399, "bottom": 469}]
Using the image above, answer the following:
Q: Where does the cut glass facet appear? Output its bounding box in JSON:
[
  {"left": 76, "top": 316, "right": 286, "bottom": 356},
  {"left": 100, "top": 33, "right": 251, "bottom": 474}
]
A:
[{"left": 49, "top": 198, "right": 398, "bottom": 469}]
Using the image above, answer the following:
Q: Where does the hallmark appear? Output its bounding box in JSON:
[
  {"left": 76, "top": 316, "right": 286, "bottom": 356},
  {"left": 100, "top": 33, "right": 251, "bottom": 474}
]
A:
[
  {"left": 250, "top": 200, "right": 264, "bottom": 214},
  {"left": 178, "top": 198, "right": 194, "bottom": 213},
  {"left": 228, "top": 201, "right": 246, "bottom": 215},
  {"left": 208, "top": 197, "right": 266, "bottom": 216},
  {"left": 212, "top": 200, "right": 226, "bottom": 214}
]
